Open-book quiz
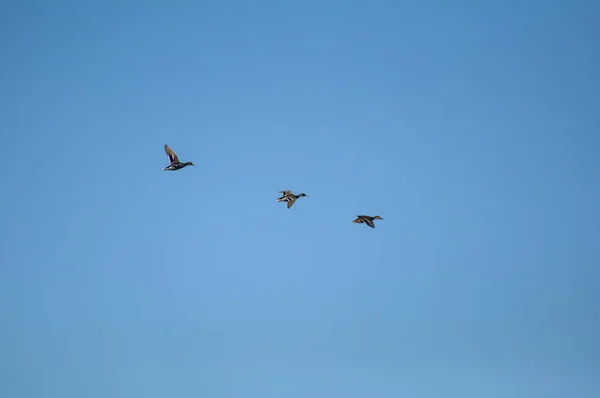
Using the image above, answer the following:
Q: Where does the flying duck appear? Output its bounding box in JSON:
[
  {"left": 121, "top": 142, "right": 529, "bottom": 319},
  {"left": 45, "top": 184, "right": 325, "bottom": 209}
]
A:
[
  {"left": 276, "top": 190, "right": 308, "bottom": 209},
  {"left": 163, "top": 144, "right": 195, "bottom": 171},
  {"left": 352, "top": 215, "right": 383, "bottom": 228}
]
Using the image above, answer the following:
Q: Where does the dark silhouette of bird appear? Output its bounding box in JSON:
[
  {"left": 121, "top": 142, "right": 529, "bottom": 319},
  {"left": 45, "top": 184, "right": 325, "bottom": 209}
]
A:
[
  {"left": 163, "top": 145, "right": 194, "bottom": 171},
  {"left": 352, "top": 215, "right": 383, "bottom": 228}
]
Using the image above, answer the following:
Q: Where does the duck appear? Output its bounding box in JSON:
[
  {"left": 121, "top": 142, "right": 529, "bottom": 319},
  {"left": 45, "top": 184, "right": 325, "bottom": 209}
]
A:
[
  {"left": 276, "top": 190, "right": 308, "bottom": 209},
  {"left": 352, "top": 215, "right": 383, "bottom": 228},
  {"left": 163, "top": 144, "right": 195, "bottom": 171}
]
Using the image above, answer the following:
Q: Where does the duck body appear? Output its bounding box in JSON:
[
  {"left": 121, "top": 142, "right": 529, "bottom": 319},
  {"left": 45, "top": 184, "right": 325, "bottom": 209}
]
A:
[
  {"left": 163, "top": 161, "right": 194, "bottom": 171},
  {"left": 276, "top": 190, "right": 308, "bottom": 209},
  {"left": 352, "top": 215, "right": 383, "bottom": 228},
  {"left": 163, "top": 144, "right": 195, "bottom": 171}
]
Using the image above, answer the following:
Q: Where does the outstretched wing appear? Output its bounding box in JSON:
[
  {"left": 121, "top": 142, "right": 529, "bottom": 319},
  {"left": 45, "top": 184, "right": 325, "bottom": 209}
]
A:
[
  {"left": 287, "top": 197, "right": 296, "bottom": 209},
  {"left": 364, "top": 219, "right": 375, "bottom": 228},
  {"left": 279, "top": 190, "right": 292, "bottom": 195},
  {"left": 164, "top": 145, "right": 179, "bottom": 164}
]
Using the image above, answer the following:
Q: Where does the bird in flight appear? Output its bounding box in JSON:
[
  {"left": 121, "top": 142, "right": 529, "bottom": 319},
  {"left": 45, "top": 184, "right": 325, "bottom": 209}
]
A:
[
  {"left": 352, "top": 215, "right": 383, "bottom": 228},
  {"left": 276, "top": 190, "right": 308, "bottom": 209},
  {"left": 163, "top": 144, "right": 195, "bottom": 171}
]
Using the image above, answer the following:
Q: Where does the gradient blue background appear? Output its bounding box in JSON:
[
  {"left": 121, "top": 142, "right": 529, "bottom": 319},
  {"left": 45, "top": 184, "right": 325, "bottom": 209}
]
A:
[{"left": 1, "top": 1, "right": 598, "bottom": 397}]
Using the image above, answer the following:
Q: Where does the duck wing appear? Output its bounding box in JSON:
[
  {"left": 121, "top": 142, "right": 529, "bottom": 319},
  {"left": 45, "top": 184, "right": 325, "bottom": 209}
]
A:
[
  {"left": 287, "top": 197, "right": 297, "bottom": 209},
  {"left": 364, "top": 218, "right": 375, "bottom": 228},
  {"left": 164, "top": 145, "right": 180, "bottom": 164}
]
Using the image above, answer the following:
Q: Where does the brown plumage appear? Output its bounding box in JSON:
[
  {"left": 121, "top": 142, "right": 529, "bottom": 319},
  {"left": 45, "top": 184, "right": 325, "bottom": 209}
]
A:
[
  {"left": 163, "top": 144, "right": 195, "bottom": 171},
  {"left": 276, "top": 190, "right": 308, "bottom": 209},
  {"left": 352, "top": 215, "right": 383, "bottom": 228}
]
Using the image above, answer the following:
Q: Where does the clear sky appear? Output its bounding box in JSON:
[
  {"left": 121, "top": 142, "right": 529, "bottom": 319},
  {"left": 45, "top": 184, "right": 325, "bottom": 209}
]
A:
[{"left": 1, "top": 1, "right": 598, "bottom": 397}]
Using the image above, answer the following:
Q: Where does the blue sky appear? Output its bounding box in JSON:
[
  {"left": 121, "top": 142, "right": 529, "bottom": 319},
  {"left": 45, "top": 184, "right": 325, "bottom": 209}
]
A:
[{"left": 1, "top": 1, "right": 598, "bottom": 397}]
